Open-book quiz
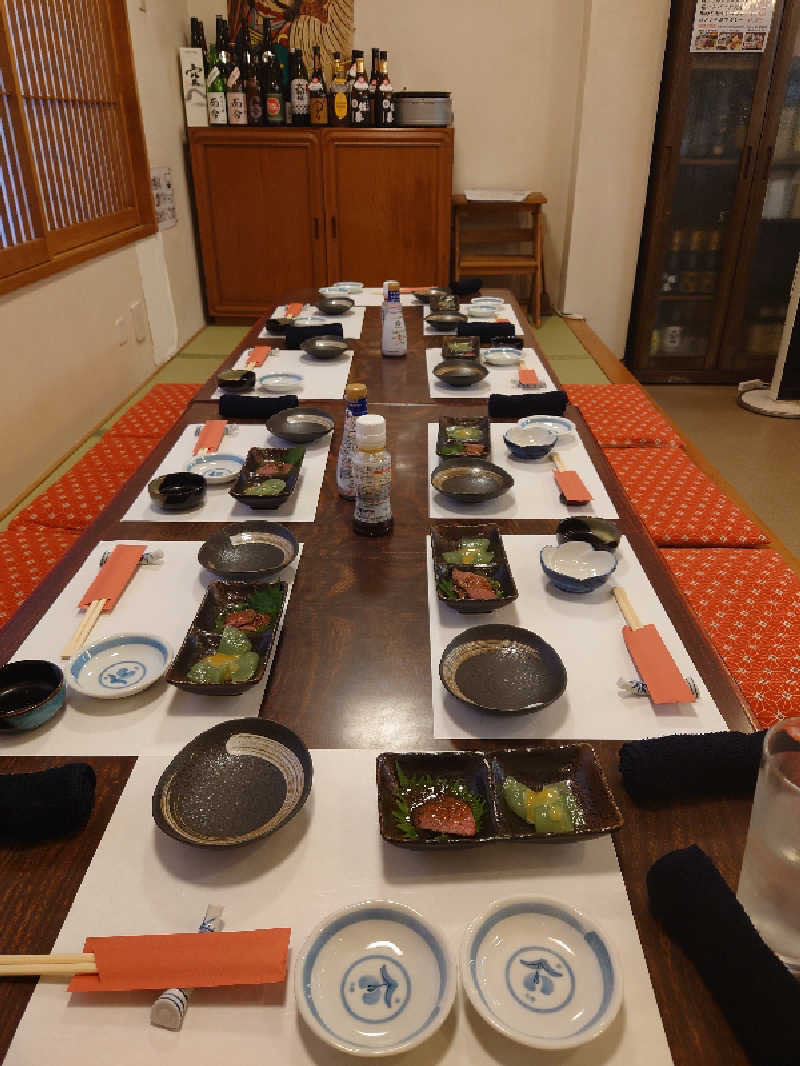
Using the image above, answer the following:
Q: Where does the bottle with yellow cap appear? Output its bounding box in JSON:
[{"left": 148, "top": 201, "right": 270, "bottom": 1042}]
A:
[{"left": 336, "top": 382, "right": 368, "bottom": 499}]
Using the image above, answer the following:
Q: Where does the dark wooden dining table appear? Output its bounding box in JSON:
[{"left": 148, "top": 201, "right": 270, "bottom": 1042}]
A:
[{"left": 0, "top": 290, "right": 756, "bottom": 1065}]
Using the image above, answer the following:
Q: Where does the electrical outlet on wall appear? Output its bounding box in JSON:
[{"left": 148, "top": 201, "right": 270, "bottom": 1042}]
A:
[
  {"left": 115, "top": 315, "right": 128, "bottom": 345},
  {"left": 130, "top": 300, "right": 148, "bottom": 343}
]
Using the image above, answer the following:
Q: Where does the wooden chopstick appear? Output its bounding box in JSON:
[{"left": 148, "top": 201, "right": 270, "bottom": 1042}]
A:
[
  {"left": 195, "top": 447, "right": 209, "bottom": 457},
  {"left": 612, "top": 587, "right": 643, "bottom": 630},
  {"left": 550, "top": 450, "right": 566, "bottom": 472},
  {"left": 0, "top": 952, "right": 97, "bottom": 976},
  {"left": 61, "top": 598, "right": 106, "bottom": 660}
]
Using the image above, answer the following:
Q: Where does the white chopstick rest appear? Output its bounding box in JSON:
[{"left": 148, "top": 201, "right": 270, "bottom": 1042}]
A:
[{"left": 150, "top": 904, "right": 223, "bottom": 1032}]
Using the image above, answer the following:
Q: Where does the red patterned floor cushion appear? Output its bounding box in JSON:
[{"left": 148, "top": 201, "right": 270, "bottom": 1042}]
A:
[
  {"left": 109, "top": 383, "right": 199, "bottom": 439},
  {"left": 604, "top": 447, "right": 768, "bottom": 547},
  {"left": 662, "top": 548, "right": 800, "bottom": 729},
  {"left": 567, "top": 384, "right": 683, "bottom": 447},
  {"left": 9, "top": 435, "right": 160, "bottom": 532},
  {"left": 0, "top": 524, "right": 80, "bottom": 628}
]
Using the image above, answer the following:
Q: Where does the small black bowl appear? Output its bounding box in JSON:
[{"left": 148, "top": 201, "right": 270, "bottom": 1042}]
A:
[
  {"left": 217, "top": 369, "right": 256, "bottom": 392},
  {"left": 556, "top": 516, "right": 622, "bottom": 552},
  {"left": 315, "top": 296, "right": 354, "bottom": 315},
  {"left": 300, "top": 336, "right": 349, "bottom": 360},
  {"left": 425, "top": 312, "right": 468, "bottom": 331},
  {"left": 0, "top": 660, "right": 65, "bottom": 732},
  {"left": 148, "top": 472, "right": 206, "bottom": 513},
  {"left": 267, "top": 407, "right": 335, "bottom": 443},
  {"left": 433, "top": 360, "right": 489, "bottom": 388},
  {"left": 414, "top": 287, "right": 448, "bottom": 305},
  {"left": 198, "top": 521, "right": 299, "bottom": 581}
]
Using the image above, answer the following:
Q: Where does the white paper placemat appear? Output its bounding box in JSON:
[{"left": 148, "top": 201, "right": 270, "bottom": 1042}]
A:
[
  {"left": 5, "top": 751, "right": 672, "bottom": 1066},
  {"left": 260, "top": 304, "right": 366, "bottom": 339},
  {"left": 0, "top": 541, "right": 300, "bottom": 756},
  {"left": 429, "top": 534, "right": 727, "bottom": 740},
  {"left": 423, "top": 303, "right": 524, "bottom": 337},
  {"left": 348, "top": 287, "right": 419, "bottom": 307},
  {"left": 122, "top": 425, "right": 330, "bottom": 524},
  {"left": 426, "top": 347, "right": 555, "bottom": 398},
  {"left": 211, "top": 347, "right": 352, "bottom": 400},
  {"left": 429, "top": 423, "right": 618, "bottom": 520}
]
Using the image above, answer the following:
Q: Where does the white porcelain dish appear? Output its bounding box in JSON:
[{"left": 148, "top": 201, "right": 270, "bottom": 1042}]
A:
[
  {"left": 258, "top": 373, "right": 304, "bottom": 394},
  {"left": 461, "top": 896, "right": 623, "bottom": 1051},
  {"left": 483, "top": 347, "right": 524, "bottom": 366},
  {"left": 334, "top": 281, "right": 364, "bottom": 293},
  {"left": 319, "top": 285, "right": 351, "bottom": 297},
  {"left": 70, "top": 633, "right": 172, "bottom": 700},
  {"left": 503, "top": 424, "right": 558, "bottom": 459},
  {"left": 517, "top": 415, "right": 575, "bottom": 439},
  {"left": 295, "top": 900, "right": 455, "bottom": 1057},
  {"left": 540, "top": 542, "right": 618, "bottom": 593},
  {"left": 293, "top": 315, "right": 327, "bottom": 327},
  {"left": 185, "top": 453, "right": 245, "bottom": 483},
  {"left": 467, "top": 306, "right": 496, "bottom": 319},
  {"left": 470, "top": 296, "right": 504, "bottom": 307}
]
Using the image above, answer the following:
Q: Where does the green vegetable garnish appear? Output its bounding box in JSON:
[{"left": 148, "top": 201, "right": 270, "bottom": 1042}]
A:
[
  {"left": 437, "top": 577, "right": 458, "bottom": 600},
  {"left": 248, "top": 583, "right": 284, "bottom": 616},
  {"left": 244, "top": 479, "right": 286, "bottom": 496},
  {"left": 391, "top": 762, "right": 486, "bottom": 842},
  {"left": 284, "top": 446, "right": 305, "bottom": 466},
  {"left": 446, "top": 426, "right": 482, "bottom": 442},
  {"left": 438, "top": 443, "right": 466, "bottom": 456}
]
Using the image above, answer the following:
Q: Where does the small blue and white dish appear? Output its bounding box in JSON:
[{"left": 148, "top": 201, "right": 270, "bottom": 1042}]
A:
[
  {"left": 295, "top": 899, "right": 455, "bottom": 1057},
  {"left": 0, "top": 660, "right": 65, "bottom": 731},
  {"left": 503, "top": 425, "right": 558, "bottom": 460},
  {"left": 186, "top": 453, "right": 245, "bottom": 484},
  {"left": 471, "top": 296, "right": 504, "bottom": 307},
  {"left": 319, "top": 285, "right": 351, "bottom": 298},
  {"left": 483, "top": 347, "right": 524, "bottom": 366},
  {"left": 258, "top": 372, "right": 304, "bottom": 394},
  {"left": 70, "top": 633, "right": 173, "bottom": 700},
  {"left": 518, "top": 415, "right": 575, "bottom": 440},
  {"left": 461, "top": 896, "right": 623, "bottom": 1051},
  {"left": 334, "top": 281, "right": 364, "bottom": 293},
  {"left": 540, "top": 542, "right": 618, "bottom": 593},
  {"left": 467, "top": 305, "right": 496, "bottom": 319}
]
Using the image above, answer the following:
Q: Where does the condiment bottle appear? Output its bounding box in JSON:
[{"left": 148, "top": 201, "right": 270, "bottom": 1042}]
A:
[
  {"left": 381, "top": 281, "right": 407, "bottom": 357},
  {"left": 336, "top": 382, "right": 368, "bottom": 499},
  {"left": 352, "top": 414, "right": 393, "bottom": 536}
]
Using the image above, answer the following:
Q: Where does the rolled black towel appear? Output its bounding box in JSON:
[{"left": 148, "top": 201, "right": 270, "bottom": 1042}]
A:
[
  {"left": 285, "top": 322, "right": 344, "bottom": 349},
  {"left": 457, "top": 321, "right": 514, "bottom": 341},
  {"left": 449, "top": 277, "right": 482, "bottom": 297},
  {"left": 619, "top": 730, "right": 766, "bottom": 803},
  {"left": 648, "top": 845, "right": 800, "bottom": 1066},
  {"left": 219, "top": 393, "right": 298, "bottom": 420},
  {"left": 0, "top": 763, "right": 96, "bottom": 842},
  {"left": 488, "top": 391, "right": 569, "bottom": 419}
]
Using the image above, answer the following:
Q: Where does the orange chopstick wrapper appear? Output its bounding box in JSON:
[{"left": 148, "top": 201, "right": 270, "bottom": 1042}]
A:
[
  {"left": 246, "top": 345, "right": 272, "bottom": 366},
  {"left": 78, "top": 545, "right": 146, "bottom": 611},
  {"left": 518, "top": 367, "right": 539, "bottom": 386},
  {"left": 193, "top": 419, "right": 227, "bottom": 455},
  {"left": 69, "top": 929, "right": 290, "bottom": 992},
  {"left": 622, "top": 626, "right": 696, "bottom": 704},
  {"left": 286, "top": 302, "right": 303, "bottom": 317},
  {"left": 553, "top": 470, "right": 593, "bottom": 505}
]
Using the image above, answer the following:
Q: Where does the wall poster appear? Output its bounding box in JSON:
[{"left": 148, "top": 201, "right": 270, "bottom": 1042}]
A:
[{"left": 691, "top": 0, "right": 776, "bottom": 52}]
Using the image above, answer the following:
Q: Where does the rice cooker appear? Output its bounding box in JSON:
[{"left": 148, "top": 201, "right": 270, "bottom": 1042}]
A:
[{"left": 395, "top": 92, "right": 452, "bottom": 127}]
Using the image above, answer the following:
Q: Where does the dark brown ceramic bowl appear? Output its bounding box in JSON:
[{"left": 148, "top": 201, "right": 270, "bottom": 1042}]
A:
[
  {"left": 153, "top": 718, "right": 312, "bottom": 847},
  {"left": 432, "top": 360, "right": 489, "bottom": 388},
  {"left": 148, "top": 472, "right": 206, "bottom": 513},
  {"left": 217, "top": 369, "right": 256, "bottom": 391},
  {"left": 300, "top": 336, "right": 349, "bottom": 359},
  {"left": 413, "top": 287, "right": 448, "bottom": 304},
  {"left": 439, "top": 624, "right": 566, "bottom": 714},
  {"left": 267, "top": 407, "right": 335, "bottom": 444},
  {"left": 431, "top": 523, "right": 518, "bottom": 614},
  {"left": 315, "top": 296, "right": 355, "bottom": 315},
  {"left": 198, "top": 521, "right": 298, "bottom": 581},
  {"left": 556, "top": 516, "right": 622, "bottom": 552},
  {"left": 430, "top": 459, "right": 513, "bottom": 503},
  {"left": 425, "top": 312, "right": 468, "bottom": 331},
  {"left": 229, "top": 447, "right": 304, "bottom": 511}
]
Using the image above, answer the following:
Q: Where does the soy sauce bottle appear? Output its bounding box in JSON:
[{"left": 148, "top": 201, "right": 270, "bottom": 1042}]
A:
[{"left": 352, "top": 414, "right": 393, "bottom": 536}]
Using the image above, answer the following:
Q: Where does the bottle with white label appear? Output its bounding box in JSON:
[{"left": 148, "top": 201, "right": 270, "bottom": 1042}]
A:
[
  {"left": 381, "top": 282, "right": 407, "bottom": 357},
  {"left": 352, "top": 414, "right": 393, "bottom": 536},
  {"left": 226, "top": 32, "right": 247, "bottom": 126},
  {"left": 290, "top": 48, "right": 310, "bottom": 126},
  {"left": 336, "top": 382, "right": 368, "bottom": 499},
  {"left": 206, "top": 43, "right": 227, "bottom": 125}
]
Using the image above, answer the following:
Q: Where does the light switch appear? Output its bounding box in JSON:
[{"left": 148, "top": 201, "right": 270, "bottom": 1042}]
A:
[
  {"left": 115, "top": 315, "right": 128, "bottom": 345},
  {"left": 130, "top": 300, "right": 148, "bottom": 343}
]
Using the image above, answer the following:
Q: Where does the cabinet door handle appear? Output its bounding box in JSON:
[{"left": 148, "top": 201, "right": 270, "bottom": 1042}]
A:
[
  {"left": 331, "top": 216, "right": 337, "bottom": 239},
  {"left": 313, "top": 217, "right": 320, "bottom": 239}
]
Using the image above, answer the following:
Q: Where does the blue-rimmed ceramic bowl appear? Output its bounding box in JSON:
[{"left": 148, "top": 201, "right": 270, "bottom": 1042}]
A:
[
  {"left": 503, "top": 425, "right": 558, "bottom": 460},
  {"left": 518, "top": 415, "right": 575, "bottom": 440},
  {"left": 0, "top": 660, "right": 65, "bottom": 731},
  {"left": 461, "top": 896, "right": 623, "bottom": 1050},
  {"left": 540, "top": 542, "right": 618, "bottom": 593},
  {"left": 186, "top": 453, "right": 245, "bottom": 484},
  {"left": 471, "top": 296, "right": 504, "bottom": 307},
  {"left": 334, "top": 281, "right": 364, "bottom": 293},
  {"left": 70, "top": 633, "right": 173, "bottom": 700},
  {"left": 295, "top": 900, "right": 455, "bottom": 1057}
]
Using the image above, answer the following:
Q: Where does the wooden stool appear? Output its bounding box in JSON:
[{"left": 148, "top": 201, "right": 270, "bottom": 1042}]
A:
[{"left": 452, "top": 193, "right": 546, "bottom": 326}]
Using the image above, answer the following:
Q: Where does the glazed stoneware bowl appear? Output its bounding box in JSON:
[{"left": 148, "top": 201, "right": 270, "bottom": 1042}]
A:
[
  {"left": 198, "top": 521, "right": 298, "bottom": 581},
  {"left": 300, "top": 336, "right": 350, "bottom": 360},
  {"left": 433, "top": 360, "right": 489, "bottom": 388},
  {"left": 148, "top": 472, "right": 206, "bottom": 512},
  {"left": 0, "top": 660, "right": 65, "bottom": 731},
  {"left": 556, "top": 516, "right": 622, "bottom": 553},
  {"left": 503, "top": 425, "right": 558, "bottom": 461},
  {"left": 315, "top": 296, "right": 355, "bottom": 316},
  {"left": 425, "top": 311, "right": 468, "bottom": 331},
  {"left": 461, "top": 896, "right": 623, "bottom": 1050},
  {"left": 295, "top": 900, "right": 456, "bottom": 1057},
  {"left": 540, "top": 542, "right": 618, "bottom": 594},
  {"left": 217, "top": 369, "right": 256, "bottom": 391},
  {"left": 267, "top": 407, "right": 335, "bottom": 444},
  {"left": 431, "top": 459, "right": 513, "bottom": 503}
]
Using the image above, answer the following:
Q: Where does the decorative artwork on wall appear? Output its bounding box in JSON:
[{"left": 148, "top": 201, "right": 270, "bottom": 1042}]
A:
[{"left": 228, "top": 0, "right": 353, "bottom": 79}]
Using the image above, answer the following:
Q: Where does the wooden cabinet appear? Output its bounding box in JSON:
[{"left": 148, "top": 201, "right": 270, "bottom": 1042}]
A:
[{"left": 188, "top": 127, "right": 454, "bottom": 320}]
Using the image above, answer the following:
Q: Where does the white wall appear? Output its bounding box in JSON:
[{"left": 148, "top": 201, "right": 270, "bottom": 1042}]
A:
[{"left": 0, "top": 0, "right": 205, "bottom": 512}]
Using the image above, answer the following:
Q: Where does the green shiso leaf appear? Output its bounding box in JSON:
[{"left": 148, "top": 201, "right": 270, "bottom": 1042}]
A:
[{"left": 248, "top": 583, "right": 284, "bottom": 617}]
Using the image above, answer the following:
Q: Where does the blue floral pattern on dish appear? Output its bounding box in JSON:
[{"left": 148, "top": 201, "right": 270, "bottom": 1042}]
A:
[
  {"left": 506, "top": 946, "right": 575, "bottom": 1013},
  {"left": 341, "top": 955, "right": 411, "bottom": 1023},
  {"left": 98, "top": 660, "right": 146, "bottom": 689}
]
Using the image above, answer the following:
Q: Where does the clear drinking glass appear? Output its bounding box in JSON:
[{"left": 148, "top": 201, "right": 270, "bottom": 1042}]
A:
[{"left": 736, "top": 720, "right": 800, "bottom": 974}]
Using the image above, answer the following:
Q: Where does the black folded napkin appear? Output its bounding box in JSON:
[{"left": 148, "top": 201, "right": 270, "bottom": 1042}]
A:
[
  {"left": 285, "top": 322, "right": 344, "bottom": 349},
  {"left": 449, "top": 277, "right": 482, "bottom": 297},
  {"left": 457, "top": 321, "right": 514, "bottom": 341},
  {"left": 620, "top": 730, "right": 766, "bottom": 804},
  {"left": 488, "top": 391, "right": 569, "bottom": 419},
  {"left": 648, "top": 845, "right": 800, "bottom": 1066},
  {"left": 219, "top": 393, "right": 298, "bottom": 420},
  {"left": 0, "top": 763, "right": 96, "bottom": 842}
]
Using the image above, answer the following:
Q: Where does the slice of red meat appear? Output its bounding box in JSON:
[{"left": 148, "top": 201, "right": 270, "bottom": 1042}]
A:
[
  {"left": 411, "top": 794, "right": 476, "bottom": 836},
  {"left": 451, "top": 568, "right": 498, "bottom": 600},
  {"left": 463, "top": 443, "right": 485, "bottom": 456},
  {"left": 256, "top": 460, "right": 293, "bottom": 477},
  {"left": 223, "top": 608, "right": 271, "bottom": 631}
]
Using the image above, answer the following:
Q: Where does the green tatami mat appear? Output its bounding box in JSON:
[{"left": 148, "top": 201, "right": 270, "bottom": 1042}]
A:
[
  {"left": 178, "top": 326, "right": 250, "bottom": 357},
  {"left": 532, "top": 315, "right": 589, "bottom": 357},
  {"left": 549, "top": 357, "right": 609, "bottom": 385}
]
